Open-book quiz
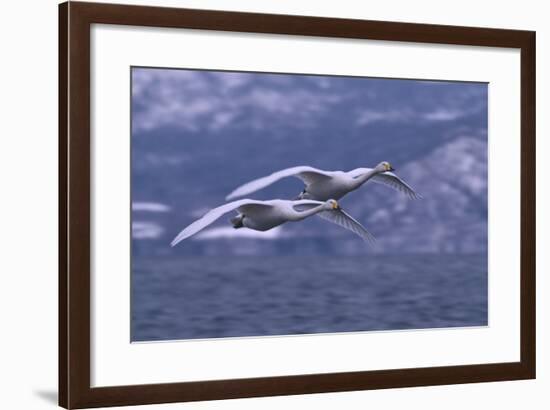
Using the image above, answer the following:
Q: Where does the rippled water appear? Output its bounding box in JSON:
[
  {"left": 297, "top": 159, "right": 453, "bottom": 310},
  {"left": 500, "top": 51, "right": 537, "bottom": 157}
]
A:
[{"left": 131, "top": 254, "right": 487, "bottom": 341}]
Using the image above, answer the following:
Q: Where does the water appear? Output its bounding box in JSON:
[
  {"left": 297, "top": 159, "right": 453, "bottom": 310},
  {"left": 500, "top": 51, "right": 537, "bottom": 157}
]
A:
[{"left": 131, "top": 254, "right": 487, "bottom": 341}]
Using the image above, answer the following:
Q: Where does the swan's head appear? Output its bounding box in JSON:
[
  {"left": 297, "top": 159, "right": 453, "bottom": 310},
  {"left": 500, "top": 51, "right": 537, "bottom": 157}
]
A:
[
  {"left": 325, "top": 199, "right": 340, "bottom": 211},
  {"left": 376, "top": 161, "right": 395, "bottom": 172}
]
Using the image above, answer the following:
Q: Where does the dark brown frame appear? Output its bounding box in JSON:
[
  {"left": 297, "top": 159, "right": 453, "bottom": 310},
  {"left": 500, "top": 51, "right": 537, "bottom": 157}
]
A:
[{"left": 59, "top": 1, "right": 536, "bottom": 408}]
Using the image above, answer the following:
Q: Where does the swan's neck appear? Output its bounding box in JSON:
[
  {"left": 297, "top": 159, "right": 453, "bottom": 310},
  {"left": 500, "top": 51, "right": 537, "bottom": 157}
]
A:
[
  {"left": 351, "top": 168, "right": 379, "bottom": 189},
  {"left": 290, "top": 204, "right": 326, "bottom": 221}
]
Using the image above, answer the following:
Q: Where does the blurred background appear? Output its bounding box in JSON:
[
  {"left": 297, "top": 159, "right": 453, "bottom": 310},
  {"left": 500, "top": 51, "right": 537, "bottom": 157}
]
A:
[{"left": 131, "top": 67, "right": 488, "bottom": 341}]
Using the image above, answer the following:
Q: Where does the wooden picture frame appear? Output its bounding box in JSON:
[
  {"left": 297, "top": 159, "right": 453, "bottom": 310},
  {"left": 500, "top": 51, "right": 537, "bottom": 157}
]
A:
[{"left": 59, "top": 1, "right": 535, "bottom": 408}]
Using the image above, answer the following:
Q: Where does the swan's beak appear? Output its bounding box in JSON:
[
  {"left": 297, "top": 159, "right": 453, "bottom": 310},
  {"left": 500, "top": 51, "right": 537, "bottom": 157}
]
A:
[
  {"left": 332, "top": 201, "right": 340, "bottom": 210},
  {"left": 389, "top": 166, "right": 395, "bottom": 172}
]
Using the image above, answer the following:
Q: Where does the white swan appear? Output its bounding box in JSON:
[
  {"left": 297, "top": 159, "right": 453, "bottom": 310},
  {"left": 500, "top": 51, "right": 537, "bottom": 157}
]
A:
[
  {"left": 226, "top": 162, "right": 421, "bottom": 201},
  {"left": 171, "top": 199, "right": 375, "bottom": 246}
]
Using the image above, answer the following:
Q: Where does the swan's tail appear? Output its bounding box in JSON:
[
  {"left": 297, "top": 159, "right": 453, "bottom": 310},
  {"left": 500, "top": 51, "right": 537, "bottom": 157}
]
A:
[{"left": 230, "top": 214, "right": 244, "bottom": 229}]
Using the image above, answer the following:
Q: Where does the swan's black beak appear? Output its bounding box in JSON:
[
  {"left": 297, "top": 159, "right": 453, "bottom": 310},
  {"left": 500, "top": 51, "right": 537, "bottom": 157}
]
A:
[{"left": 388, "top": 166, "right": 395, "bottom": 172}]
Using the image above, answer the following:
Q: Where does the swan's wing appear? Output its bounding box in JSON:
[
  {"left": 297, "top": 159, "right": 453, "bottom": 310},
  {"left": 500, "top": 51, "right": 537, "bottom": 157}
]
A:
[
  {"left": 294, "top": 202, "right": 375, "bottom": 243},
  {"left": 350, "top": 168, "right": 421, "bottom": 199},
  {"left": 226, "top": 166, "right": 333, "bottom": 200},
  {"left": 370, "top": 172, "right": 422, "bottom": 200},
  {"left": 317, "top": 209, "right": 376, "bottom": 244},
  {"left": 171, "top": 199, "right": 271, "bottom": 246}
]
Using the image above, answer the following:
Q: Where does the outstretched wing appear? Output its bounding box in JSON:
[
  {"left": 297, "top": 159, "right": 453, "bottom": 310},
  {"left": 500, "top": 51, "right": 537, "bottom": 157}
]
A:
[
  {"left": 371, "top": 172, "right": 422, "bottom": 199},
  {"left": 350, "top": 168, "right": 421, "bottom": 200},
  {"left": 171, "top": 199, "right": 271, "bottom": 246},
  {"left": 294, "top": 202, "right": 375, "bottom": 244},
  {"left": 226, "top": 166, "right": 333, "bottom": 200},
  {"left": 317, "top": 209, "right": 376, "bottom": 244}
]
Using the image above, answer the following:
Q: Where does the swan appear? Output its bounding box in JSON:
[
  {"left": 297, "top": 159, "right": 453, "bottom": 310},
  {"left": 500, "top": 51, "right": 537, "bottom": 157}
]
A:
[
  {"left": 225, "top": 162, "right": 421, "bottom": 201},
  {"left": 171, "top": 199, "right": 375, "bottom": 246}
]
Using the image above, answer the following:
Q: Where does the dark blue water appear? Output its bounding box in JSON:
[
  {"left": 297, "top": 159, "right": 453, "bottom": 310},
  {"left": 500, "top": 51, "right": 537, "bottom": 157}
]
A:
[{"left": 131, "top": 254, "right": 487, "bottom": 341}]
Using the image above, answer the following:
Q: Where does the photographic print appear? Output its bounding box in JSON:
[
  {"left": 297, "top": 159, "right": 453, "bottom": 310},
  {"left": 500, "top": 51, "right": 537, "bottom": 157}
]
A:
[{"left": 130, "top": 67, "right": 488, "bottom": 342}]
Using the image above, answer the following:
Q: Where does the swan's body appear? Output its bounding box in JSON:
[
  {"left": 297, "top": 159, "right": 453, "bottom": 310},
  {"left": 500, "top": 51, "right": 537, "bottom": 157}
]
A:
[
  {"left": 226, "top": 162, "right": 421, "bottom": 201},
  {"left": 301, "top": 170, "right": 358, "bottom": 200},
  {"left": 171, "top": 199, "right": 374, "bottom": 246}
]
